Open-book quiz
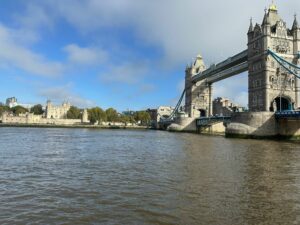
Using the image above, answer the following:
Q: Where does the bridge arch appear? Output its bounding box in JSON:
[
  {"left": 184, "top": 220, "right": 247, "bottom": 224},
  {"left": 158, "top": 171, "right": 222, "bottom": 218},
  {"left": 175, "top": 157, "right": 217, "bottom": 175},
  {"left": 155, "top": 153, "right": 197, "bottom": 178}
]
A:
[
  {"left": 198, "top": 109, "right": 207, "bottom": 117},
  {"left": 270, "top": 95, "right": 294, "bottom": 112}
]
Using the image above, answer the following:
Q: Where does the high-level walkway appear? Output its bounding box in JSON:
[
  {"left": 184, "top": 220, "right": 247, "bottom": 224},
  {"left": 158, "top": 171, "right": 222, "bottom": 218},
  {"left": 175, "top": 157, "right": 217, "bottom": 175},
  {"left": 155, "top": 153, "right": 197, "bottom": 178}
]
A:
[{"left": 191, "top": 50, "right": 248, "bottom": 84}]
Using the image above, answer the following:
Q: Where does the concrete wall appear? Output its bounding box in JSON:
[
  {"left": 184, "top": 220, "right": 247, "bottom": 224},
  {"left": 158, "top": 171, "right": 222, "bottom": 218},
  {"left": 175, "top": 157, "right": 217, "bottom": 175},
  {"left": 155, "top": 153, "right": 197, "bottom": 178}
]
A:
[
  {"left": 168, "top": 117, "right": 196, "bottom": 132},
  {"left": 198, "top": 121, "right": 226, "bottom": 134},
  {"left": 226, "top": 112, "right": 277, "bottom": 137},
  {"left": 2, "top": 113, "right": 82, "bottom": 125},
  {"left": 277, "top": 118, "right": 300, "bottom": 136}
]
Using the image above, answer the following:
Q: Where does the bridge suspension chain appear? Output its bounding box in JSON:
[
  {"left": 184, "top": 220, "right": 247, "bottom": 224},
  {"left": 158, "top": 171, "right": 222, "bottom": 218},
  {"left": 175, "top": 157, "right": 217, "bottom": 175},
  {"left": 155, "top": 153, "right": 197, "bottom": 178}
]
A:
[
  {"left": 159, "top": 88, "right": 186, "bottom": 122},
  {"left": 267, "top": 49, "right": 300, "bottom": 79}
]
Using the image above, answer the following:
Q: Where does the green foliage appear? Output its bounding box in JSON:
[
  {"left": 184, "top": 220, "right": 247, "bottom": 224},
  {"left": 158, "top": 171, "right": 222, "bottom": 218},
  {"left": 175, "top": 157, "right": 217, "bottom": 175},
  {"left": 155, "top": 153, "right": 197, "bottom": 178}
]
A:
[
  {"left": 88, "top": 107, "right": 107, "bottom": 124},
  {"left": 119, "top": 114, "right": 134, "bottom": 124},
  {"left": 30, "top": 104, "right": 44, "bottom": 115},
  {"left": 67, "top": 106, "right": 81, "bottom": 119},
  {"left": 106, "top": 108, "right": 119, "bottom": 122},
  {"left": 11, "top": 105, "right": 28, "bottom": 115},
  {"left": 134, "top": 111, "right": 151, "bottom": 125},
  {"left": 0, "top": 105, "right": 11, "bottom": 116}
]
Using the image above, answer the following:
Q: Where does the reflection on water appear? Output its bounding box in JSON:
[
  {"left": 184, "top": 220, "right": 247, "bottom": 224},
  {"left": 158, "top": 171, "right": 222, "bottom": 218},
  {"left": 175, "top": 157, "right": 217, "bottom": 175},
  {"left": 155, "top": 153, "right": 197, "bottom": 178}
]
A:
[{"left": 0, "top": 128, "right": 300, "bottom": 224}]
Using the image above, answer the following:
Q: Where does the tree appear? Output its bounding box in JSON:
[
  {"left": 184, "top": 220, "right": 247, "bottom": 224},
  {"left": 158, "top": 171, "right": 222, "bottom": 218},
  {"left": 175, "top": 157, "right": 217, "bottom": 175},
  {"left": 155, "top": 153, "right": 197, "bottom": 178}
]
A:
[
  {"left": 0, "top": 105, "right": 11, "bottom": 117},
  {"left": 11, "top": 105, "right": 28, "bottom": 115},
  {"left": 134, "top": 111, "right": 151, "bottom": 125},
  {"left": 106, "top": 108, "right": 119, "bottom": 122},
  {"left": 88, "top": 107, "right": 107, "bottom": 124},
  {"left": 30, "top": 104, "right": 44, "bottom": 115},
  {"left": 67, "top": 106, "right": 81, "bottom": 119},
  {"left": 119, "top": 114, "right": 130, "bottom": 124}
]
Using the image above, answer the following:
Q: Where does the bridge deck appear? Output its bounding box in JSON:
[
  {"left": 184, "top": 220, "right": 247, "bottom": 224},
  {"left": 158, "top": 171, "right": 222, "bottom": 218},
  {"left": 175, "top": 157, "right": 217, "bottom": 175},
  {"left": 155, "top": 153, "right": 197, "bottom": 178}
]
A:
[{"left": 191, "top": 50, "right": 248, "bottom": 84}]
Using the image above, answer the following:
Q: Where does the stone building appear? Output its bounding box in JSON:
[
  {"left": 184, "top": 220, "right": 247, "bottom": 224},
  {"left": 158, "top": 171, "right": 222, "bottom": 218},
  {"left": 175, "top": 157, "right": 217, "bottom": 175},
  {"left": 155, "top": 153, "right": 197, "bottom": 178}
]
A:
[
  {"left": 46, "top": 100, "right": 71, "bottom": 119},
  {"left": 185, "top": 55, "right": 212, "bottom": 118},
  {"left": 1, "top": 112, "right": 83, "bottom": 125},
  {"left": 213, "top": 97, "right": 245, "bottom": 116},
  {"left": 147, "top": 106, "right": 175, "bottom": 128},
  {"left": 247, "top": 3, "right": 300, "bottom": 111}
]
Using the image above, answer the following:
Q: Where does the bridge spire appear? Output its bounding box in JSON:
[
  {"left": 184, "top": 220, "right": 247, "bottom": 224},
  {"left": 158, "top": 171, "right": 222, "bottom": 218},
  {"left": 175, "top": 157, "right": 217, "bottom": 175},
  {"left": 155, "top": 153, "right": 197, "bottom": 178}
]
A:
[
  {"left": 262, "top": 8, "right": 270, "bottom": 26},
  {"left": 292, "top": 14, "right": 299, "bottom": 30},
  {"left": 248, "top": 17, "right": 253, "bottom": 33}
]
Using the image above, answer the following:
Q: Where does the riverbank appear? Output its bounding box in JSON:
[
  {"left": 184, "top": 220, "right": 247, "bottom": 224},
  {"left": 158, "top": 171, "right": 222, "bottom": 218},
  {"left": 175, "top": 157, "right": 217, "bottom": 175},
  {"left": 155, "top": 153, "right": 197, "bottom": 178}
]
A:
[{"left": 0, "top": 123, "right": 149, "bottom": 130}]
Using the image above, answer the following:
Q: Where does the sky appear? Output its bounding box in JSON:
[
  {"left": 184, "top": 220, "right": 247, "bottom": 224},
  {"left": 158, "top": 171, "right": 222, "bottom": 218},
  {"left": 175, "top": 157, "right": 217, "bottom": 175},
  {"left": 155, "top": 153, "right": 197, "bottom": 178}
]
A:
[{"left": 0, "top": 0, "right": 299, "bottom": 111}]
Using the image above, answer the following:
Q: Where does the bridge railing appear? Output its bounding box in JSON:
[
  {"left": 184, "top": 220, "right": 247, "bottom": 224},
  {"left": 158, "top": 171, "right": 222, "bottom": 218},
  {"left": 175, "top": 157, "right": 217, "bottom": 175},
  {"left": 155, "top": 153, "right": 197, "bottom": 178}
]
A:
[{"left": 275, "top": 111, "right": 300, "bottom": 118}]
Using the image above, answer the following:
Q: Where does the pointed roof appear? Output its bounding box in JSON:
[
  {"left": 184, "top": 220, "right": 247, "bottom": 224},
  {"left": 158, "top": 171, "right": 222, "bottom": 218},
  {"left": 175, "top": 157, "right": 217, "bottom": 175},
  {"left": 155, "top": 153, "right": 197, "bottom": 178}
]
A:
[
  {"left": 292, "top": 14, "right": 299, "bottom": 30},
  {"left": 261, "top": 3, "right": 281, "bottom": 27},
  {"left": 262, "top": 9, "right": 270, "bottom": 26},
  {"left": 248, "top": 17, "right": 254, "bottom": 33},
  {"left": 196, "top": 54, "right": 202, "bottom": 59},
  {"left": 269, "top": 0, "right": 277, "bottom": 12}
]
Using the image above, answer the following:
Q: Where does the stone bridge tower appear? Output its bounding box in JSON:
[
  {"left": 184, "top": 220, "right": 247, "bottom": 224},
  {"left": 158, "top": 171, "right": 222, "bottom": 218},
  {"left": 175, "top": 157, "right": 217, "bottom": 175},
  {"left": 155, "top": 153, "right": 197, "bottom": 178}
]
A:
[
  {"left": 185, "top": 55, "right": 213, "bottom": 118},
  {"left": 247, "top": 3, "right": 300, "bottom": 112}
]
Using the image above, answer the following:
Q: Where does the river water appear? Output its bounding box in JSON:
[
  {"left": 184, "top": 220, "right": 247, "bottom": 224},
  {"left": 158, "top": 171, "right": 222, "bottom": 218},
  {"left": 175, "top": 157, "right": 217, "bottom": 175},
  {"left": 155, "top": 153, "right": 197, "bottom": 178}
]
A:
[{"left": 0, "top": 128, "right": 300, "bottom": 224}]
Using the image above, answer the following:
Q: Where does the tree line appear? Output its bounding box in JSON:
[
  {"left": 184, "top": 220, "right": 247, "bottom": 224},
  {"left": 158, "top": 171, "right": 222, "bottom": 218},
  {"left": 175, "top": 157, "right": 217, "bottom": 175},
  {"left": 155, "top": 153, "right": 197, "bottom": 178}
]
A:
[
  {"left": 0, "top": 104, "right": 151, "bottom": 125},
  {"left": 69, "top": 106, "right": 151, "bottom": 125}
]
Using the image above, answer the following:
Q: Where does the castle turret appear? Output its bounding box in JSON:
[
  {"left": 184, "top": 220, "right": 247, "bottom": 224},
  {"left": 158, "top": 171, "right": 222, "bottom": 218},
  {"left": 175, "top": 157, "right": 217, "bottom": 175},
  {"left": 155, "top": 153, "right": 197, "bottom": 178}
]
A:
[{"left": 82, "top": 109, "right": 89, "bottom": 123}]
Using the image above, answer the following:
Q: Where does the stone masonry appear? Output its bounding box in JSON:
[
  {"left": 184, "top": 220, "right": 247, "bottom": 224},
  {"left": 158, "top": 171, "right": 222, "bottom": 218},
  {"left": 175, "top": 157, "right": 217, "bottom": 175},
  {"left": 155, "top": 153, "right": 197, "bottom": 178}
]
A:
[
  {"left": 185, "top": 55, "right": 212, "bottom": 118},
  {"left": 247, "top": 3, "right": 300, "bottom": 111}
]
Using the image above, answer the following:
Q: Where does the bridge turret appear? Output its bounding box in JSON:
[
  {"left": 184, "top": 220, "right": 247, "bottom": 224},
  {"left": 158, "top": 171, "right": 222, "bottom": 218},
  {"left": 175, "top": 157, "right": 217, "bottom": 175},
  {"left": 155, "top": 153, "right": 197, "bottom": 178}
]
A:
[
  {"left": 185, "top": 54, "right": 212, "bottom": 118},
  {"left": 247, "top": 18, "right": 254, "bottom": 41},
  {"left": 292, "top": 15, "right": 300, "bottom": 54},
  {"left": 248, "top": 3, "right": 299, "bottom": 111}
]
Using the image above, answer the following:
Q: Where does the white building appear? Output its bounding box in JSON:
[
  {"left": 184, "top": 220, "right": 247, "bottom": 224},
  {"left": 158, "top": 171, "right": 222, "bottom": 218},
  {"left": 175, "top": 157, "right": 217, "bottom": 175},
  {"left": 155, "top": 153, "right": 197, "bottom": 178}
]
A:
[{"left": 46, "top": 100, "right": 71, "bottom": 119}]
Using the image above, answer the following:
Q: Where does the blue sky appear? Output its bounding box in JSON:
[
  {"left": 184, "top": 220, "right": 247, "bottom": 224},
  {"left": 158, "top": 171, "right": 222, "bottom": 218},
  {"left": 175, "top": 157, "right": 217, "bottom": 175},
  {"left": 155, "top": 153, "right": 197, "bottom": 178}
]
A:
[{"left": 0, "top": 0, "right": 299, "bottom": 111}]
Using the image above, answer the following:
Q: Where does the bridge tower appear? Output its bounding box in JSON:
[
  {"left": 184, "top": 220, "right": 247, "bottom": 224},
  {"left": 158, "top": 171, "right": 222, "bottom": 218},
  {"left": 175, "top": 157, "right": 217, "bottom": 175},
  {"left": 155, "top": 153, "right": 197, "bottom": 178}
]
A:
[
  {"left": 185, "top": 55, "right": 213, "bottom": 117},
  {"left": 247, "top": 3, "right": 300, "bottom": 112}
]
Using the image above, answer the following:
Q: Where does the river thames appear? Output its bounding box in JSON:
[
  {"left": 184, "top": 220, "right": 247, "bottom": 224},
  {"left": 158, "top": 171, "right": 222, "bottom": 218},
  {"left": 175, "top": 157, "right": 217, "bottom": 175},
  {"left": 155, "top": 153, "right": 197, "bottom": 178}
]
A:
[{"left": 1, "top": 127, "right": 300, "bottom": 224}]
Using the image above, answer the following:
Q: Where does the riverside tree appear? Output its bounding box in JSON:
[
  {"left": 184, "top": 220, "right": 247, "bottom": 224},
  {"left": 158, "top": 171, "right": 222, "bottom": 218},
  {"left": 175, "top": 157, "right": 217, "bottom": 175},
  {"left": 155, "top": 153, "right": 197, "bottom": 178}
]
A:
[
  {"left": 134, "top": 111, "right": 151, "bottom": 125},
  {"left": 0, "top": 105, "right": 10, "bottom": 116},
  {"left": 88, "top": 107, "right": 107, "bottom": 124},
  {"left": 11, "top": 105, "right": 28, "bottom": 115},
  {"left": 67, "top": 106, "right": 82, "bottom": 119},
  {"left": 105, "top": 108, "right": 119, "bottom": 122},
  {"left": 30, "top": 104, "right": 44, "bottom": 115}
]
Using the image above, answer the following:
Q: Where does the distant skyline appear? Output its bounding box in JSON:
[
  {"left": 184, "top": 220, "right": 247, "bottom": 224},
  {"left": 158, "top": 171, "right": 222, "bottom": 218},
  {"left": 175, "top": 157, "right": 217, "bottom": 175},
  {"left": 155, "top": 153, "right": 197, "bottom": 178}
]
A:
[{"left": 0, "top": 0, "right": 299, "bottom": 110}]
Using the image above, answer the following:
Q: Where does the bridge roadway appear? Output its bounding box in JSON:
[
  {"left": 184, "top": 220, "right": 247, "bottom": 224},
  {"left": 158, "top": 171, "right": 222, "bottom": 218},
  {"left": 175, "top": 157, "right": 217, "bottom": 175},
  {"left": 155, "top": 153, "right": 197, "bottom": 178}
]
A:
[{"left": 191, "top": 49, "right": 248, "bottom": 84}]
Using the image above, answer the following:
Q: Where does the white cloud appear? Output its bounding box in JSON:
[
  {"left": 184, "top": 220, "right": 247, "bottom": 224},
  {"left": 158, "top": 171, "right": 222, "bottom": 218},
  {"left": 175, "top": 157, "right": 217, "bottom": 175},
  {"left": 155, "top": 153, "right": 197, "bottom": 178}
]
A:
[
  {"left": 99, "top": 62, "right": 148, "bottom": 84},
  {"left": 31, "top": 0, "right": 300, "bottom": 67},
  {"left": 38, "top": 84, "right": 95, "bottom": 108},
  {"left": 213, "top": 72, "right": 248, "bottom": 107},
  {"left": 0, "top": 24, "right": 64, "bottom": 77},
  {"left": 6, "top": 0, "right": 300, "bottom": 108},
  {"left": 177, "top": 79, "right": 185, "bottom": 92},
  {"left": 63, "top": 44, "right": 108, "bottom": 65}
]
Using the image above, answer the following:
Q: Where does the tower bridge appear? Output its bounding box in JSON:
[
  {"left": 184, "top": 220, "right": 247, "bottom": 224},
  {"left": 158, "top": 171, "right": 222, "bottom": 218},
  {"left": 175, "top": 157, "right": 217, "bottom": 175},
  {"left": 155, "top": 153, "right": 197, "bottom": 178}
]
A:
[
  {"left": 185, "top": 2, "right": 300, "bottom": 118},
  {"left": 165, "top": 3, "right": 300, "bottom": 138}
]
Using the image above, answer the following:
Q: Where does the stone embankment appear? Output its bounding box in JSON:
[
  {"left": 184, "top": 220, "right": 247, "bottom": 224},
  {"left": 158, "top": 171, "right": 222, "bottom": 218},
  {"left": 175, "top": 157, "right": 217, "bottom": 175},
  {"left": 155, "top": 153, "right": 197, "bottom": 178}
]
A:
[
  {"left": 226, "top": 112, "right": 300, "bottom": 140},
  {"left": 0, "top": 123, "right": 148, "bottom": 130}
]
